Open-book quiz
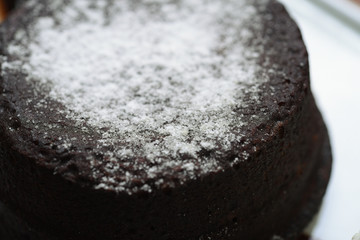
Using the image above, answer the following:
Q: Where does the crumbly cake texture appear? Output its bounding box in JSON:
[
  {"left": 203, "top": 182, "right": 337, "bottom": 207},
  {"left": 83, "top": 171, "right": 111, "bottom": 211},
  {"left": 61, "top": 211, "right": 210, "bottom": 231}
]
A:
[
  {"left": 0, "top": 0, "right": 332, "bottom": 240},
  {"left": 2, "top": 0, "right": 270, "bottom": 193}
]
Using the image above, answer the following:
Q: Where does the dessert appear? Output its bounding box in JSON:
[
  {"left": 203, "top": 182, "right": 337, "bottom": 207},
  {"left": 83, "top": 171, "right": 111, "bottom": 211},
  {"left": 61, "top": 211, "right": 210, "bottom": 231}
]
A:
[{"left": 0, "top": 0, "right": 332, "bottom": 239}]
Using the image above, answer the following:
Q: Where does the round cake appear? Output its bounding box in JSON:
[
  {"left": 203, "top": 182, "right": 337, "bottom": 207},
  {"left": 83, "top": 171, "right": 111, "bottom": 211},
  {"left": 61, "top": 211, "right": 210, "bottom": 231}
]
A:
[{"left": 0, "top": 0, "right": 331, "bottom": 239}]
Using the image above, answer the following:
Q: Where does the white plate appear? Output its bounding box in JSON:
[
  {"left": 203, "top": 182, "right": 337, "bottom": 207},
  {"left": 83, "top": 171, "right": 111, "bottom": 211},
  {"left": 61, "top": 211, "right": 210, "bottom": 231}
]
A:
[{"left": 313, "top": 0, "right": 360, "bottom": 27}]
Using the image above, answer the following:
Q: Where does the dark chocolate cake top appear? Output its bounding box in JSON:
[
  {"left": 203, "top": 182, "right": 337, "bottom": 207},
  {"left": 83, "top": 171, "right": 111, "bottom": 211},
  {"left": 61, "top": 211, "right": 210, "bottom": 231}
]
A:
[{"left": 0, "top": 0, "right": 300, "bottom": 194}]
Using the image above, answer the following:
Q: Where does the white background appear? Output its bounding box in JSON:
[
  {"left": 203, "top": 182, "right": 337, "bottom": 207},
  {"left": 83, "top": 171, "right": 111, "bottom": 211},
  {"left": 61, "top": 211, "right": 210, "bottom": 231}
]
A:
[{"left": 278, "top": 0, "right": 360, "bottom": 239}]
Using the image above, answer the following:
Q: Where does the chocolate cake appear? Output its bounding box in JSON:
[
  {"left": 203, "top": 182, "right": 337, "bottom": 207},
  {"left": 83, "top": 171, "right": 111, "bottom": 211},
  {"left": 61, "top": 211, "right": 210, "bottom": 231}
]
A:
[{"left": 0, "top": 0, "right": 332, "bottom": 239}]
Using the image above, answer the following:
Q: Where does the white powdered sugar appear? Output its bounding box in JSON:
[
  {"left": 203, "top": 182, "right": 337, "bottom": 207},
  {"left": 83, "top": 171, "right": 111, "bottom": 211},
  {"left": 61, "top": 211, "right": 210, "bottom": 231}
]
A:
[{"left": 3, "top": 0, "right": 268, "bottom": 193}]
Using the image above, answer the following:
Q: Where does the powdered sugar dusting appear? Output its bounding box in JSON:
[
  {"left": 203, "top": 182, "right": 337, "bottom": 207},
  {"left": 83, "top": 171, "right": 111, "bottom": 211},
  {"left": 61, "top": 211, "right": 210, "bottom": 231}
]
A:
[{"left": 3, "top": 0, "right": 269, "bottom": 193}]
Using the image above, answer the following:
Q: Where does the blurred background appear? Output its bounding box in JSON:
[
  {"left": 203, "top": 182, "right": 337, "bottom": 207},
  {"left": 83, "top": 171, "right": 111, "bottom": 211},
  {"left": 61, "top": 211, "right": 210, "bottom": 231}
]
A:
[{"left": 1, "top": 0, "right": 360, "bottom": 239}]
